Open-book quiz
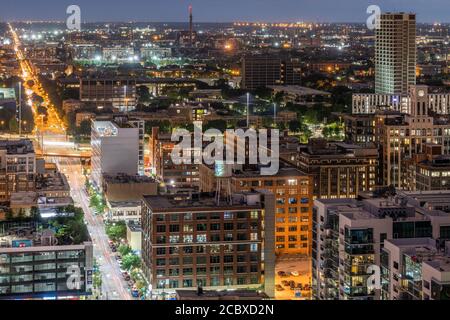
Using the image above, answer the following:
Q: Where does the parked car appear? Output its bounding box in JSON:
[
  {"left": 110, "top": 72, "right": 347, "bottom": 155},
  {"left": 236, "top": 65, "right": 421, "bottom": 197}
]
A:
[
  {"left": 131, "top": 287, "right": 140, "bottom": 298},
  {"left": 124, "top": 275, "right": 131, "bottom": 281},
  {"left": 275, "top": 285, "right": 284, "bottom": 292},
  {"left": 281, "top": 280, "right": 290, "bottom": 287},
  {"left": 277, "top": 271, "right": 287, "bottom": 277},
  {"left": 291, "top": 271, "right": 300, "bottom": 277}
]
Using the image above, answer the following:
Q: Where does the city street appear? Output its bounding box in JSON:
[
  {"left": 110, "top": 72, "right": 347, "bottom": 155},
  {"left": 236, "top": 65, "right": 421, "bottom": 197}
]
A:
[
  {"left": 8, "top": 22, "right": 132, "bottom": 301},
  {"left": 54, "top": 157, "right": 132, "bottom": 300}
]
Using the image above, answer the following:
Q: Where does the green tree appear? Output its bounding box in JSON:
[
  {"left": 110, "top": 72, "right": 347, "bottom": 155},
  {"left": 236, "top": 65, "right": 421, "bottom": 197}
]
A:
[
  {"left": 118, "top": 244, "right": 132, "bottom": 257},
  {"left": 106, "top": 222, "right": 127, "bottom": 242},
  {"left": 122, "top": 254, "right": 141, "bottom": 271}
]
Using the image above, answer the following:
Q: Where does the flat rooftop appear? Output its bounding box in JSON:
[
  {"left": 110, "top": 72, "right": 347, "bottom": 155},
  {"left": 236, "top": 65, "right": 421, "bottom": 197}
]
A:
[
  {"left": 269, "top": 85, "right": 331, "bottom": 96},
  {"left": 108, "top": 201, "right": 141, "bottom": 208},
  {"left": 127, "top": 221, "right": 142, "bottom": 232},
  {"left": 0, "top": 139, "right": 34, "bottom": 155},
  {"left": 231, "top": 166, "right": 308, "bottom": 178},
  {"left": 387, "top": 238, "right": 450, "bottom": 273},
  {"left": 143, "top": 192, "right": 266, "bottom": 213},
  {"left": 103, "top": 174, "right": 157, "bottom": 184},
  {"left": 177, "top": 290, "right": 269, "bottom": 300}
]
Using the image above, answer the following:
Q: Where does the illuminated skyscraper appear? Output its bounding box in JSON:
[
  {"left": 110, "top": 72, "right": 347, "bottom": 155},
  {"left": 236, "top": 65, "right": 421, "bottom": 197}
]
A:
[{"left": 375, "top": 13, "right": 417, "bottom": 95}]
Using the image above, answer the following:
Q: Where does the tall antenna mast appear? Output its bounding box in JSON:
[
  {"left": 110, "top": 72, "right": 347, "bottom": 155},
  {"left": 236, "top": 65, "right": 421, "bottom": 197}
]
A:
[{"left": 189, "top": 5, "right": 193, "bottom": 47}]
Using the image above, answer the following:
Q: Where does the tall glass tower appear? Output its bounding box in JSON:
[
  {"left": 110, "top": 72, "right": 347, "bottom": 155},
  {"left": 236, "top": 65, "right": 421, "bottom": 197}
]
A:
[{"left": 375, "top": 13, "right": 417, "bottom": 95}]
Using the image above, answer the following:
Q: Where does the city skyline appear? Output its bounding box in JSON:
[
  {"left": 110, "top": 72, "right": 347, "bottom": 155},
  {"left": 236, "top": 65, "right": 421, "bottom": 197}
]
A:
[
  {"left": 1, "top": 0, "right": 450, "bottom": 304},
  {"left": 1, "top": 0, "right": 450, "bottom": 23}
]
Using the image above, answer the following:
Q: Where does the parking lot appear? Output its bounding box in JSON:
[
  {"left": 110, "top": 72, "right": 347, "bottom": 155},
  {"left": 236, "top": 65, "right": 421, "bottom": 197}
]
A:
[{"left": 275, "top": 257, "right": 312, "bottom": 300}]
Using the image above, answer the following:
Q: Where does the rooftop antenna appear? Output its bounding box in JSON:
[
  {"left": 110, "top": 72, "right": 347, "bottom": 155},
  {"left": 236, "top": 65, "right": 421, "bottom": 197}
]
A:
[{"left": 189, "top": 5, "right": 193, "bottom": 47}]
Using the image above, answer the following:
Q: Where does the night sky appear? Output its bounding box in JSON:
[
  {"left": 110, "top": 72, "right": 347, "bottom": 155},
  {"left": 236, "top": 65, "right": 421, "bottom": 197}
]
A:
[{"left": 1, "top": 0, "right": 449, "bottom": 23}]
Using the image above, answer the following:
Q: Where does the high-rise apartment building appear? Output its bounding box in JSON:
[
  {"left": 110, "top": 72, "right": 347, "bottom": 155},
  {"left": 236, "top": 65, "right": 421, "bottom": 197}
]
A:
[
  {"left": 141, "top": 191, "right": 275, "bottom": 299},
  {"left": 80, "top": 77, "right": 137, "bottom": 112},
  {"left": 0, "top": 140, "right": 36, "bottom": 203},
  {"left": 91, "top": 117, "right": 144, "bottom": 190},
  {"left": 241, "top": 55, "right": 301, "bottom": 90},
  {"left": 382, "top": 238, "right": 450, "bottom": 300},
  {"left": 148, "top": 127, "right": 200, "bottom": 193},
  {"left": 312, "top": 193, "right": 450, "bottom": 300},
  {"left": 199, "top": 163, "right": 313, "bottom": 256},
  {"left": 0, "top": 222, "right": 93, "bottom": 300},
  {"left": 404, "top": 144, "right": 450, "bottom": 191},
  {"left": 292, "top": 139, "right": 379, "bottom": 199},
  {"left": 376, "top": 86, "right": 450, "bottom": 189},
  {"left": 375, "top": 13, "right": 417, "bottom": 95}
]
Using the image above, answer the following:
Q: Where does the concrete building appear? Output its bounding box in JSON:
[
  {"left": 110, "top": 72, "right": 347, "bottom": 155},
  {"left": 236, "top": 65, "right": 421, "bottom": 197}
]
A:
[
  {"left": 106, "top": 201, "right": 141, "bottom": 222},
  {"left": 0, "top": 222, "right": 93, "bottom": 300},
  {"left": 126, "top": 221, "right": 142, "bottom": 253},
  {"left": 102, "top": 174, "right": 158, "bottom": 202},
  {"left": 312, "top": 193, "right": 450, "bottom": 300},
  {"left": 375, "top": 13, "right": 417, "bottom": 95},
  {"left": 396, "top": 190, "right": 450, "bottom": 214},
  {"left": 102, "top": 46, "right": 135, "bottom": 62},
  {"left": 0, "top": 140, "right": 36, "bottom": 203},
  {"left": 241, "top": 55, "right": 301, "bottom": 90},
  {"left": 341, "top": 113, "right": 376, "bottom": 144},
  {"left": 149, "top": 127, "right": 200, "bottom": 193},
  {"left": 69, "top": 44, "right": 101, "bottom": 61},
  {"left": 140, "top": 46, "right": 172, "bottom": 60},
  {"left": 176, "top": 289, "right": 269, "bottom": 300},
  {"left": 199, "top": 163, "right": 313, "bottom": 256},
  {"left": 35, "top": 162, "right": 72, "bottom": 209},
  {"left": 405, "top": 144, "right": 450, "bottom": 191},
  {"left": 141, "top": 191, "right": 275, "bottom": 299},
  {"left": 351, "top": 88, "right": 450, "bottom": 115},
  {"left": 90, "top": 119, "right": 141, "bottom": 190},
  {"left": 382, "top": 238, "right": 450, "bottom": 300},
  {"left": 167, "top": 103, "right": 210, "bottom": 122},
  {"left": 294, "top": 139, "right": 379, "bottom": 199},
  {"left": 376, "top": 86, "right": 450, "bottom": 189},
  {"left": 80, "top": 77, "right": 137, "bottom": 112}
]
